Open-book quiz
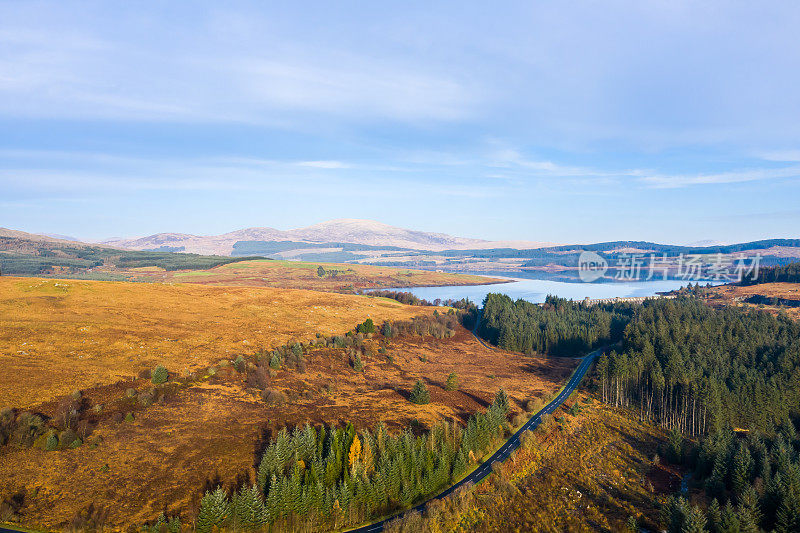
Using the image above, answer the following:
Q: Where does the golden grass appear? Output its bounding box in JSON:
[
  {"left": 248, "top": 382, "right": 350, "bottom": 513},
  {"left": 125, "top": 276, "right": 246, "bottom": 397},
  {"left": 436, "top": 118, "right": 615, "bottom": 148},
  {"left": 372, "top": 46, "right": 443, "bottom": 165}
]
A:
[
  {"left": 707, "top": 282, "right": 800, "bottom": 320},
  {"left": 0, "top": 276, "right": 436, "bottom": 407},
  {"left": 0, "top": 327, "right": 574, "bottom": 529}
]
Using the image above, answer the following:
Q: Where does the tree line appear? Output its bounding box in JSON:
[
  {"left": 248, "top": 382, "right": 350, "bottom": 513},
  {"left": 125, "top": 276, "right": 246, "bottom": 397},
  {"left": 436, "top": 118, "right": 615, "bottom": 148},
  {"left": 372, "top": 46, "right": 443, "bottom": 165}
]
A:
[
  {"left": 478, "top": 293, "right": 633, "bottom": 356},
  {"left": 194, "top": 390, "right": 511, "bottom": 531}
]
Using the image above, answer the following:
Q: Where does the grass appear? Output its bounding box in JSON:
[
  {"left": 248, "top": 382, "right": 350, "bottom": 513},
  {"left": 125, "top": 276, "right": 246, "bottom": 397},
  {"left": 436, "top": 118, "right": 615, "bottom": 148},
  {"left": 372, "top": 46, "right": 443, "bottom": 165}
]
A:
[
  {"left": 0, "top": 276, "right": 439, "bottom": 407},
  {"left": 0, "top": 321, "right": 574, "bottom": 529}
]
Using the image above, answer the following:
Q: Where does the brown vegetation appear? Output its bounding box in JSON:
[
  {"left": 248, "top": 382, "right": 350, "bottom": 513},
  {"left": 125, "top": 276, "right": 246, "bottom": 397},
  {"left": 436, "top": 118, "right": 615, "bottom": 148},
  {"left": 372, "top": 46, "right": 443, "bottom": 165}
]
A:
[
  {"left": 0, "top": 276, "right": 441, "bottom": 407},
  {"left": 385, "top": 397, "right": 677, "bottom": 532},
  {"left": 0, "top": 281, "right": 574, "bottom": 529}
]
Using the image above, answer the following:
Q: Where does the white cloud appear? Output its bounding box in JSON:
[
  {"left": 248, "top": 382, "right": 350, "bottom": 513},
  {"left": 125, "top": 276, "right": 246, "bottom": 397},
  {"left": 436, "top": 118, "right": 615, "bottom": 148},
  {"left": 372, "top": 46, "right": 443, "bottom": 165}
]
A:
[
  {"left": 296, "top": 160, "right": 350, "bottom": 169},
  {"left": 756, "top": 150, "right": 800, "bottom": 162},
  {"left": 640, "top": 166, "right": 800, "bottom": 188}
]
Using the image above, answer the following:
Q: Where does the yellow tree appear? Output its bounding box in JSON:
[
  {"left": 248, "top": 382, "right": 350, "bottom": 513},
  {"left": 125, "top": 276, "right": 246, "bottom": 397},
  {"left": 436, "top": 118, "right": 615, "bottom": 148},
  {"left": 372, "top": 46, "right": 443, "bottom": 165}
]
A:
[{"left": 349, "top": 434, "right": 362, "bottom": 467}]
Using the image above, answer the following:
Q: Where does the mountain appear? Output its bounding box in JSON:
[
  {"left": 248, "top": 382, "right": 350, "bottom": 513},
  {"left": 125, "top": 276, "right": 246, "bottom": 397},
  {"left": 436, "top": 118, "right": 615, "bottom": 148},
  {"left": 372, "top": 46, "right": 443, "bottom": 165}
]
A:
[{"left": 99, "top": 219, "right": 551, "bottom": 255}]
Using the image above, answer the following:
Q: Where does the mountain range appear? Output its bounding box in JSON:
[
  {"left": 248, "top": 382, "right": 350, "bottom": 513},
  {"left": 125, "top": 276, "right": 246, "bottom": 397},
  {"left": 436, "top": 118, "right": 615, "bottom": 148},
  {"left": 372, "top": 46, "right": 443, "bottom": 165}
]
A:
[{"left": 99, "top": 219, "right": 552, "bottom": 255}]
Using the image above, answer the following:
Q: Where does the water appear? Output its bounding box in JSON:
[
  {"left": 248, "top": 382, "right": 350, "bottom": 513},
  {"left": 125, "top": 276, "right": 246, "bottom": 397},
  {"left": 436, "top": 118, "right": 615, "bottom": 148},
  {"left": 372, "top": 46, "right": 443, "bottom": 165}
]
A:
[{"left": 372, "top": 275, "right": 695, "bottom": 305}]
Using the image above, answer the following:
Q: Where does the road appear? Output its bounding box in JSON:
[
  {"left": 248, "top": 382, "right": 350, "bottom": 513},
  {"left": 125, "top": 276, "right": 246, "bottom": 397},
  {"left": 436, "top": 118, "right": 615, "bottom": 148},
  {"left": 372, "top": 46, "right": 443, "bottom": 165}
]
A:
[{"left": 347, "top": 346, "right": 602, "bottom": 533}]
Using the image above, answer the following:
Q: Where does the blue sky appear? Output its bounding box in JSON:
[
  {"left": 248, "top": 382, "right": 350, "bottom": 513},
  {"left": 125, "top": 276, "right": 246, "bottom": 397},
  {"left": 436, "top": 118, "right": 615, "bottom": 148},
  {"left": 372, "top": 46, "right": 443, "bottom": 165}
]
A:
[{"left": 2, "top": 1, "right": 800, "bottom": 244}]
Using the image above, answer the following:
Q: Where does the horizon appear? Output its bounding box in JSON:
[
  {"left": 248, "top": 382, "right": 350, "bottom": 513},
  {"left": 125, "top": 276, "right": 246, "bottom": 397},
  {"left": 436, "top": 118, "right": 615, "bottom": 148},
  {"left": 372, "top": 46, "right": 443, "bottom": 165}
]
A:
[{"left": 3, "top": 2, "right": 800, "bottom": 243}]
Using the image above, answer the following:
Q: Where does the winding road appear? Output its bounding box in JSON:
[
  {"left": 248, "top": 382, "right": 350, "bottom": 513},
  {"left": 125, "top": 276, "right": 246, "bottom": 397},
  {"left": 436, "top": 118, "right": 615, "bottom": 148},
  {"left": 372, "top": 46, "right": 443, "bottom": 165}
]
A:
[{"left": 347, "top": 345, "right": 602, "bottom": 533}]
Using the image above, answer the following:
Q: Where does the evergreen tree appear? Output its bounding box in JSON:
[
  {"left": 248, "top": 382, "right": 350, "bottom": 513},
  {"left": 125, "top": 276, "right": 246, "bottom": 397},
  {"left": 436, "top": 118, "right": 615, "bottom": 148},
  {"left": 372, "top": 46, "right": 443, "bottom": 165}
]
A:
[
  {"left": 410, "top": 380, "right": 430, "bottom": 405},
  {"left": 444, "top": 372, "right": 459, "bottom": 391},
  {"left": 196, "top": 487, "right": 230, "bottom": 533}
]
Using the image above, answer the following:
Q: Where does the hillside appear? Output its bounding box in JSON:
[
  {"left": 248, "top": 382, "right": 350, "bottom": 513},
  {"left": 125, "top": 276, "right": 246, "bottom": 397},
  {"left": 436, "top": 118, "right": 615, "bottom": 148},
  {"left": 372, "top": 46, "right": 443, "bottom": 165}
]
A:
[{"left": 0, "top": 275, "right": 573, "bottom": 529}]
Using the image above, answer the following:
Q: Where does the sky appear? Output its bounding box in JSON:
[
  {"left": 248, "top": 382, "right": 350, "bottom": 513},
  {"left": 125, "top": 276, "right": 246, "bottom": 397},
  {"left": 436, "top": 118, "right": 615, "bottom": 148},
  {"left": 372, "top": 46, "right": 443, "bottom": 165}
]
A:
[{"left": 2, "top": 1, "right": 800, "bottom": 244}]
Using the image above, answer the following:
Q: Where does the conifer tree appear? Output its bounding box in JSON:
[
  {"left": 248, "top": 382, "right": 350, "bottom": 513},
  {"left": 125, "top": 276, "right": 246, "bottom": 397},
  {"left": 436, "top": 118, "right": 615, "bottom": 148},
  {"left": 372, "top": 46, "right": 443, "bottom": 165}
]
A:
[
  {"left": 445, "top": 372, "right": 459, "bottom": 391},
  {"left": 410, "top": 379, "right": 430, "bottom": 405},
  {"left": 196, "top": 487, "right": 230, "bottom": 533}
]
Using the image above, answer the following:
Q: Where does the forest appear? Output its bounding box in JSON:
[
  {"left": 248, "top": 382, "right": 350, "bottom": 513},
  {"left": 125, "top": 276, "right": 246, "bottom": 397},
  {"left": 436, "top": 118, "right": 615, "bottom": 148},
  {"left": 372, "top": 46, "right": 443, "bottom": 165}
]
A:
[
  {"left": 594, "top": 297, "right": 800, "bottom": 436},
  {"left": 740, "top": 261, "right": 800, "bottom": 285},
  {"left": 478, "top": 293, "right": 632, "bottom": 356},
  {"left": 662, "top": 424, "right": 800, "bottom": 532},
  {"left": 192, "top": 390, "right": 511, "bottom": 532}
]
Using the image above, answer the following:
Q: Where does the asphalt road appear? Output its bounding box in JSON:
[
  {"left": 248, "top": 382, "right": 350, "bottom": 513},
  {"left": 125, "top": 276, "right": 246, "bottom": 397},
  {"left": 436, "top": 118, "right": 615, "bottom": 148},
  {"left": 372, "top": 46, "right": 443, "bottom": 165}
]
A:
[{"left": 347, "top": 347, "right": 602, "bottom": 533}]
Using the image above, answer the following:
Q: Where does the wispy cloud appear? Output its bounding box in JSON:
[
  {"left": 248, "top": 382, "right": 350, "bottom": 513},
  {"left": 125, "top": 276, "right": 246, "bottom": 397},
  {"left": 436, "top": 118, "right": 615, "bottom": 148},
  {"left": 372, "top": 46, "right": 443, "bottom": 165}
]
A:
[
  {"left": 640, "top": 166, "right": 800, "bottom": 188},
  {"left": 296, "top": 160, "right": 350, "bottom": 169}
]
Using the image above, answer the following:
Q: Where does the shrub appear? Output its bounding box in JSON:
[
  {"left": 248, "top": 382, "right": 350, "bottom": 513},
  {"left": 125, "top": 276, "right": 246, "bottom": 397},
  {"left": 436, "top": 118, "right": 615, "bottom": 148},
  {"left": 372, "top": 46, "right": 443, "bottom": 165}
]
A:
[
  {"left": 357, "top": 318, "right": 375, "bottom": 334},
  {"left": 262, "top": 389, "right": 286, "bottom": 406},
  {"left": 124, "top": 412, "right": 135, "bottom": 423},
  {"left": 445, "top": 372, "right": 459, "bottom": 391},
  {"left": 151, "top": 365, "right": 168, "bottom": 385},
  {"left": 59, "top": 429, "right": 78, "bottom": 448},
  {"left": 138, "top": 389, "right": 156, "bottom": 407},
  {"left": 351, "top": 353, "right": 364, "bottom": 372},
  {"left": 234, "top": 355, "right": 246, "bottom": 372},
  {"left": 291, "top": 343, "right": 302, "bottom": 358},
  {"left": 45, "top": 432, "right": 59, "bottom": 451},
  {"left": 520, "top": 429, "right": 535, "bottom": 451},
  {"left": 381, "top": 321, "right": 394, "bottom": 338},
  {"left": 409, "top": 380, "right": 430, "bottom": 405},
  {"left": 269, "top": 353, "right": 281, "bottom": 370}
]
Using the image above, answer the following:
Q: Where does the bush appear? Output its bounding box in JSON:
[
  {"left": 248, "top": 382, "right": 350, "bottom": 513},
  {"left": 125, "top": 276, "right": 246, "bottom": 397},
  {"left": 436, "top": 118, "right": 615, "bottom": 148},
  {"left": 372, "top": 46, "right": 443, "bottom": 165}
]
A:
[
  {"left": 351, "top": 353, "right": 364, "bottom": 372},
  {"left": 124, "top": 412, "right": 135, "bottom": 423},
  {"left": 45, "top": 432, "right": 59, "bottom": 451},
  {"left": 234, "top": 355, "right": 246, "bottom": 372},
  {"left": 357, "top": 318, "right": 375, "bottom": 334},
  {"left": 262, "top": 389, "right": 286, "bottom": 406},
  {"left": 151, "top": 365, "right": 168, "bottom": 385},
  {"left": 59, "top": 429, "right": 78, "bottom": 448},
  {"left": 520, "top": 429, "right": 535, "bottom": 451},
  {"left": 410, "top": 380, "right": 430, "bottom": 405},
  {"left": 269, "top": 353, "right": 281, "bottom": 370},
  {"left": 445, "top": 372, "right": 459, "bottom": 391},
  {"left": 138, "top": 389, "right": 156, "bottom": 407}
]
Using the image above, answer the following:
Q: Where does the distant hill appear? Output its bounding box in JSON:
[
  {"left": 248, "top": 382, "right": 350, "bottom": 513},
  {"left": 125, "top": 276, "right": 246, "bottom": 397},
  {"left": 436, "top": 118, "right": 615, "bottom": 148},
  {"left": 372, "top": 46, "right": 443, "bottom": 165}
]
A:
[{"left": 100, "top": 219, "right": 552, "bottom": 255}]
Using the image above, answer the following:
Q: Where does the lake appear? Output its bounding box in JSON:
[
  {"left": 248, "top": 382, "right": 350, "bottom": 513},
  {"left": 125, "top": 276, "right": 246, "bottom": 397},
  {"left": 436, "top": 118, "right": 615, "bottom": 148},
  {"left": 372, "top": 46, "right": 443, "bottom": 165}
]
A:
[{"left": 373, "top": 275, "right": 696, "bottom": 305}]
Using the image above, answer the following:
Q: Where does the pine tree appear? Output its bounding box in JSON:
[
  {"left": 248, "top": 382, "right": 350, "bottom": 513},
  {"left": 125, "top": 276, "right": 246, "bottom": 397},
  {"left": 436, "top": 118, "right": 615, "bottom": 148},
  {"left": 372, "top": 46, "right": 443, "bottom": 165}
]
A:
[
  {"left": 196, "top": 487, "right": 230, "bottom": 533},
  {"left": 233, "top": 484, "right": 267, "bottom": 529},
  {"left": 682, "top": 505, "right": 708, "bottom": 533},
  {"left": 444, "top": 372, "right": 459, "bottom": 391},
  {"left": 731, "top": 442, "right": 753, "bottom": 496},
  {"left": 410, "top": 379, "right": 430, "bottom": 405}
]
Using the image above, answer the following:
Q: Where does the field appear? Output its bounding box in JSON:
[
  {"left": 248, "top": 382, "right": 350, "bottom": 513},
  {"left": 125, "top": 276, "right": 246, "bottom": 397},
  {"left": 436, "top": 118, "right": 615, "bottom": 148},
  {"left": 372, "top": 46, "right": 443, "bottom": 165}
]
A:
[
  {"left": 107, "top": 259, "right": 506, "bottom": 292},
  {"left": 705, "top": 282, "right": 800, "bottom": 320},
  {"left": 0, "top": 276, "right": 442, "bottom": 407},
  {"left": 0, "top": 276, "right": 575, "bottom": 529}
]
